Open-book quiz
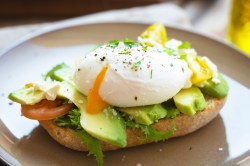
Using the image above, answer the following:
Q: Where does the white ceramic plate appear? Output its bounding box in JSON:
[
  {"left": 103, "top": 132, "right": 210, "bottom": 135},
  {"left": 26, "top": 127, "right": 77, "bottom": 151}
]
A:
[{"left": 0, "top": 23, "right": 250, "bottom": 166}]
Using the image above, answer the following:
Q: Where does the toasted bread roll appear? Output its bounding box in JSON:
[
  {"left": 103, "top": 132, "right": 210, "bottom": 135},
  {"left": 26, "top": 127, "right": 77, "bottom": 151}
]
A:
[{"left": 39, "top": 96, "right": 226, "bottom": 151}]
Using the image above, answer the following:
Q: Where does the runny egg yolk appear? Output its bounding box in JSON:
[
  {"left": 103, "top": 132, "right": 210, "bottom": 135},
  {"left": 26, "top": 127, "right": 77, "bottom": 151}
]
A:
[{"left": 86, "top": 66, "right": 109, "bottom": 114}]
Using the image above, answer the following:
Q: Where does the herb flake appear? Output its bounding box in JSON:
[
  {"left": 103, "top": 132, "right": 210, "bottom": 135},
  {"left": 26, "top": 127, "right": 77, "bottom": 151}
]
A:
[
  {"left": 132, "top": 60, "right": 142, "bottom": 68},
  {"left": 108, "top": 40, "right": 119, "bottom": 48},
  {"left": 164, "top": 48, "right": 175, "bottom": 56},
  {"left": 178, "top": 42, "right": 191, "bottom": 49},
  {"left": 123, "top": 38, "right": 139, "bottom": 47}
]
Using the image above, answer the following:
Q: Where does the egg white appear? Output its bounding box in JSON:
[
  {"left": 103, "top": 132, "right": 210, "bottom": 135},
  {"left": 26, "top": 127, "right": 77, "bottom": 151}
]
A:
[{"left": 74, "top": 42, "right": 192, "bottom": 107}]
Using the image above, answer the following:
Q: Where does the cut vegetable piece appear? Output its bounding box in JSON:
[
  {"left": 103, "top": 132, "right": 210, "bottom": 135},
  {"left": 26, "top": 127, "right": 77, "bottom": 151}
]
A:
[
  {"left": 119, "top": 104, "right": 167, "bottom": 125},
  {"left": 21, "top": 99, "right": 73, "bottom": 120},
  {"left": 8, "top": 87, "right": 45, "bottom": 105},
  {"left": 81, "top": 107, "right": 126, "bottom": 147},
  {"left": 201, "top": 73, "right": 229, "bottom": 98},
  {"left": 173, "top": 86, "right": 207, "bottom": 116},
  {"left": 8, "top": 81, "right": 60, "bottom": 105},
  {"left": 45, "top": 63, "right": 74, "bottom": 84},
  {"left": 59, "top": 81, "right": 127, "bottom": 147}
]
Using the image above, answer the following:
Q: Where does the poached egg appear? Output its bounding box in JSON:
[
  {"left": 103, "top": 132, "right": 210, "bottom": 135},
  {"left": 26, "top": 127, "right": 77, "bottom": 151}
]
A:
[{"left": 74, "top": 41, "right": 192, "bottom": 108}]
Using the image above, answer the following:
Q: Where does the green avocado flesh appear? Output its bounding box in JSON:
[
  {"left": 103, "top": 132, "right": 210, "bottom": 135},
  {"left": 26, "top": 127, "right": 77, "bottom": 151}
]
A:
[
  {"left": 119, "top": 104, "right": 167, "bottom": 125},
  {"left": 8, "top": 80, "right": 127, "bottom": 147},
  {"left": 8, "top": 82, "right": 61, "bottom": 105},
  {"left": 173, "top": 86, "right": 207, "bottom": 116},
  {"left": 53, "top": 67, "right": 73, "bottom": 82},
  {"left": 200, "top": 73, "right": 229, "bottom": 98},
  {"left": 58, "top": 82, "right": 127, "bottom": 147},
  {"left": 8, "top": 87, "right": 45, "bottom": 105},
  {"left": 45, "top": 63, "right": 74, "bottom": 84},
  {"left": 8, "top": 63, "right": 74, "bottom": 105},
  {"left": 8, "top": 63, "right": 229, "bottom": 148}
]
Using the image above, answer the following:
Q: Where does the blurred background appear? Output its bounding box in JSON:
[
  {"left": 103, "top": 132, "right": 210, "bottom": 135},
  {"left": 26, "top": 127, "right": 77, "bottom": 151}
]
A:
[
  {"left": 0, "top": 0, "right": 229, "bottom": 28},
  {"left": 1, "top": 0, "right": 249, "bottom": 55}
]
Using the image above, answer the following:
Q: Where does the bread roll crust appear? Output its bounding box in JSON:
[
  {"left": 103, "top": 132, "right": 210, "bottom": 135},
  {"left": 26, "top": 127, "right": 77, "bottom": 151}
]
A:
[{"left": 39, "top": 96, "right": 226, "bottom": 151}]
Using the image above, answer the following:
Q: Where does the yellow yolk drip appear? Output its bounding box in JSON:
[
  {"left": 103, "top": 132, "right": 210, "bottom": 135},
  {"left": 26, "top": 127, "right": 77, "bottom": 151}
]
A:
[{"left": 86, "top": 66, "right": 109, "bottom": 114}]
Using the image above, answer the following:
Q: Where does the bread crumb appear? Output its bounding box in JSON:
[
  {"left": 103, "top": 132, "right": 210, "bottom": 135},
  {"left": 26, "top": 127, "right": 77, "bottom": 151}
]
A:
[{"left": 159, "top": 149, "right": 163, "bottom": 152}]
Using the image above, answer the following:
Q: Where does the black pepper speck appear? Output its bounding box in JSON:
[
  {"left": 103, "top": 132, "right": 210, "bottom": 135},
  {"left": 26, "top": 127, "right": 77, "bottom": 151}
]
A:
[{"left": 100, "top": 56, "right": 106, "bottom": 61}]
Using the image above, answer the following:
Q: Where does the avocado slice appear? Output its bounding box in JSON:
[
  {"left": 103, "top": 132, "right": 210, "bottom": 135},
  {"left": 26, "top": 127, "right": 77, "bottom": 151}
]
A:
[
  {"left": 45, "top": 63, "right": 74, "bottom": 85},
  {"left": 9, "top": 80, "right": 127, "bottom": 147},
  {"left": 53, "top": 67, "right": 73, "bottom": 82},
  {"left": 9, "top": 63, "right": 127, "bottom": 147},
  {"left": 9, "top": 63, "right": 74, "bottom": 105},
  {"left": 8, "top": 87, "right": 45, "bottom": 105},
  {"left": 173, "top": 86, "right": 207, "bottom": 116},
  {"left": 200, "top": 73, "right": 229, "bottom": 98},
  {"left": 80, "top": 107, "right": 126, "bottom": 147},
  {"left": 119, "top": 104, "right": 167, "bottom": 125},
  {"left": 58, "top": 81, "right": 127, "bottom": 147},
  {"left": 8, "top": 82, "right": 60, "bottom": 105}
]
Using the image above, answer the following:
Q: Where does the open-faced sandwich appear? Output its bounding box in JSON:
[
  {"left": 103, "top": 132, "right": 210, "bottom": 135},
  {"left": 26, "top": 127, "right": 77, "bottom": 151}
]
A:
[{"left": 8, "top": 24, "right": 229, "bottom": 166}]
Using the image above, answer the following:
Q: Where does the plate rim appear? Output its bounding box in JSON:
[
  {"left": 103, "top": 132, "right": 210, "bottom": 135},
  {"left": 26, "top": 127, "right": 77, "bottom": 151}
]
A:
[
  {"left": 0, "top": 22, "right": 249, "bottom": 60},
  {"left": 0, "top": 22, "right": 250, "bottom": 166}
]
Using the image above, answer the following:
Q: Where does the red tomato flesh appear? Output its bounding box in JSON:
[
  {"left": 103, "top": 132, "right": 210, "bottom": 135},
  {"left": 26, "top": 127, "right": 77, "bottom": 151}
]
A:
[{"left": 21, "top": 99, "right": 74, "bottom": 120}]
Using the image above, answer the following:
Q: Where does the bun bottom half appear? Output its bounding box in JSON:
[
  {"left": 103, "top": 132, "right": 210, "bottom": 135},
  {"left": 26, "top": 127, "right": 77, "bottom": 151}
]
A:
[{"left": 39, "top": 96, "right": 226, "bottom": 151}]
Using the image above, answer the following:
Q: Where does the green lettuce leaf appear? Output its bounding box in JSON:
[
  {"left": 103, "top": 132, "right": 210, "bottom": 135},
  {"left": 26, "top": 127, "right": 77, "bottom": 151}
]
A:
[
  {"left": 125, "top": 119, "right": 176, "bottom": 142},
  {"left": 55, "top": 109, "right": 104, "bottom": 166},
  {"left": 55, "top": 109, "right": 82, "bottom": 130},
  {"left": 162, "top": 99, "right": 180, "bottom": 119},
  {"left": 165, "top": 108, "right": 180, "bottom": 119},
  {"left": 141, "top": 125, "right": 176, "bottom": 142},
  {"left": 75, "top": 130, "right": 104, "bottom": 166}
]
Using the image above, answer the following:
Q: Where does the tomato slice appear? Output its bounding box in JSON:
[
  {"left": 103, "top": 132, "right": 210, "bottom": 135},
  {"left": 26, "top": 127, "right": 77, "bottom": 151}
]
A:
[{"left": 21, "top": 99, "right": 74, "bottom": 120}]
